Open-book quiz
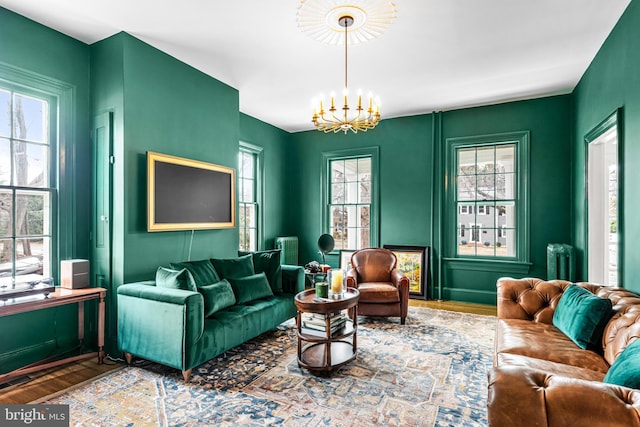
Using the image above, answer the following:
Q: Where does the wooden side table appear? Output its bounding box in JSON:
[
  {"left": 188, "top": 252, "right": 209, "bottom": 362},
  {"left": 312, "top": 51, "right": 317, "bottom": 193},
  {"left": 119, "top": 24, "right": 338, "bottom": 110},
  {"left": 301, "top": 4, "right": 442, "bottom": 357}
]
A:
[
  {"left": 294, "top": 288, "right": 359, "bottom": 374},
  {"left": 0, "top": 287, "right": 107, "bottom": 384}
]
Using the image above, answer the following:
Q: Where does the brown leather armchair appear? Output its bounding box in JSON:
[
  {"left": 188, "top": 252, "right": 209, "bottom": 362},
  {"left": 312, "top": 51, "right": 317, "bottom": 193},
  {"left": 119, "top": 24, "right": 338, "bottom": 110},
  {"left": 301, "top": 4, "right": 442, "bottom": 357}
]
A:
[{"left": 346, "top": 248, "right": 410, "bottom": 324}]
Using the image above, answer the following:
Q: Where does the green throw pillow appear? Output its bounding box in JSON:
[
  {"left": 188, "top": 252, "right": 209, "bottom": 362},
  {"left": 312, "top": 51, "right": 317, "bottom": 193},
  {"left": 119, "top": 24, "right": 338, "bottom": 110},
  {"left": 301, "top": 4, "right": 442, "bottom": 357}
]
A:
[
  {"left": 245, "top": 249, "right": 282, "bottom": 293},
  {"left": 603, "top": 338, "right": 640, "bottom": 389},
  {"left": 198, "top": 279, "right": 236, "bottom": 317},
  {"left": 155, "top": 267, "right": 197, "bottom": 292},
  {"left": 552, "top": 284, "right": 612, "bottom": 350},
  {"left": 170, "top": 259, "right": 221, "bottom": 287},
  {"left": 171, "top": 260, "right": 223, "bottom": 316},
  {"left": 210, "top": 254, "right": 254, "bottom": 280},
  {"left": 227, "top": 272, "right": 273, "bottom": 304}
]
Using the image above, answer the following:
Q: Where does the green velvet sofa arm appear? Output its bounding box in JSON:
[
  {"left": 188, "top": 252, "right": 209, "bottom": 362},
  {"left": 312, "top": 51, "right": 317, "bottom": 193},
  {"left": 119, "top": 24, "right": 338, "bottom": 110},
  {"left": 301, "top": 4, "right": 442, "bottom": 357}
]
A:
[
  {"left": 117, "top": 282, "right": 204, "bottom": 371},
  {"left": 282, "top": 265, "right": 305, "bottom": 295}
]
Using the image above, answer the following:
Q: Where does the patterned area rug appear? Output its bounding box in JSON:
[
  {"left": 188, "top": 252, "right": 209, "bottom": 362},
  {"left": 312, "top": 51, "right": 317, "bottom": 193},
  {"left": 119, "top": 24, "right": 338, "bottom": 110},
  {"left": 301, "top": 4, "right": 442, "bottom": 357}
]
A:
[{"left": 41, "top": 307, "right": 495, "bottom": 426}]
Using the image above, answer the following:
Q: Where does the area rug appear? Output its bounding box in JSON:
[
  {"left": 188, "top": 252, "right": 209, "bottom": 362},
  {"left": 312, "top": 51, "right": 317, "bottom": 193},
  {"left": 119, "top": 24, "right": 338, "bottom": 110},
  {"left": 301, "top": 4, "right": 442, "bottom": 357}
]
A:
[{"left": 39, "top": 307, "right": 495, "bottom": 426}]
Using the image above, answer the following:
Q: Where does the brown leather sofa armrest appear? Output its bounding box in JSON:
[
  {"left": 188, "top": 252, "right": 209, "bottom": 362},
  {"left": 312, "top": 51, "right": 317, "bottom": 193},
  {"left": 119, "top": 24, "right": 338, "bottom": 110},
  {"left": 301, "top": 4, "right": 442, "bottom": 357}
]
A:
[
  {"left": 488, "top": 366, "right": 640, "bottom": 427},
  {"left": 346, "top": 268, "right": 358, "bottom": 288}
]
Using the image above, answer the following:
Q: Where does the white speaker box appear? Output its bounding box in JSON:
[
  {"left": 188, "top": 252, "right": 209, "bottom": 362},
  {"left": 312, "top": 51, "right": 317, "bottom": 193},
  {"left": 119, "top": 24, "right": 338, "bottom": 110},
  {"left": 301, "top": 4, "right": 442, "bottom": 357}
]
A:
[{"left": 61, "top": 259, "right": 89, "bottom": 289}]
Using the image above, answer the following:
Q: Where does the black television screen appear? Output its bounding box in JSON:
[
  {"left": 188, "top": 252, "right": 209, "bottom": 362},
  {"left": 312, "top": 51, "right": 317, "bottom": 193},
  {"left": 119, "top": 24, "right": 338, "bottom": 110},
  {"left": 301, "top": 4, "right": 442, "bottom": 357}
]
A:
[{"left": 147, "top": 151, "right": 236, "bottom": 231}]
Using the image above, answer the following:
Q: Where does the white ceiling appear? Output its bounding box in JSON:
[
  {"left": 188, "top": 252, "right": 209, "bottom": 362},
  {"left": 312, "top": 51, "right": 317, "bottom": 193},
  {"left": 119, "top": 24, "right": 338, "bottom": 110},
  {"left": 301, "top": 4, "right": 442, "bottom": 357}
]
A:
[{"left": 0, "top": 0, "right": 631, "bottom": 132}]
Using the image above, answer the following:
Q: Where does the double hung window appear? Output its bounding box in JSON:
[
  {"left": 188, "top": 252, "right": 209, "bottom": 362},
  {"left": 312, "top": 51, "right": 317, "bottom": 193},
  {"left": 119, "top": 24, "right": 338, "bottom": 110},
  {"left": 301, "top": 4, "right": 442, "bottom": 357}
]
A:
[
  {"left": 0, "top": 86, "right": 54, "bottom": 285},
  {"left": 238, "top": 145, "right": 261, "bottom": 252},
  {"left": 323, "top": 148, "right": 379, "bottom": 251},
  {"left": 238, "top": 143, "right": 265, "bottom": 252},
  {"left": 449, "top": 131, "right": 529, "bottom": 260}
]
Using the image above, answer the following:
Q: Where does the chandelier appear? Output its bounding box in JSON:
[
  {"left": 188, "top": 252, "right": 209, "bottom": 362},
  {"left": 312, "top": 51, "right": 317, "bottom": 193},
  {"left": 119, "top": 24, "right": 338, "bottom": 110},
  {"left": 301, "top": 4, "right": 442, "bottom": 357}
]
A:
[
  {"left": 311, "top": 15, "right": 380, "bottom": 134},
  {"left": 298, "top": 1, "right": 396, "bottom": 134}
]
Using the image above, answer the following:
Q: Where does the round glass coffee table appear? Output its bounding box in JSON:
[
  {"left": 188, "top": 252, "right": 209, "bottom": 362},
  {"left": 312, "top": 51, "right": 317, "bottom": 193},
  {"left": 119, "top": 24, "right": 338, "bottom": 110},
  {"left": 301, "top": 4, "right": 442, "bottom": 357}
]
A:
[{"left": 294, "top": 288, "right": 359, "bottom": 374}]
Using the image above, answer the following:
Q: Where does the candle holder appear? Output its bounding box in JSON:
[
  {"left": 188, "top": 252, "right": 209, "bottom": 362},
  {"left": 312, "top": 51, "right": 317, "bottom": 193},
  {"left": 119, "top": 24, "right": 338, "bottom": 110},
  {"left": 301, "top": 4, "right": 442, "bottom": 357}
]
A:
[{"left": 327, "top": 269, "right": 345, "bottom": 298}]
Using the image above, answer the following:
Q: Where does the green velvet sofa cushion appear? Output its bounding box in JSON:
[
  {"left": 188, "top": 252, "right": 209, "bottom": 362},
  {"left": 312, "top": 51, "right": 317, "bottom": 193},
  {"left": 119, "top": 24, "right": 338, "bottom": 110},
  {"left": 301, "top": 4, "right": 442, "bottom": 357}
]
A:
[
  {"left": 211, "top": 254, "right": 254, "bottom": 280},
  {"left": 227, "top": 272, "right": 273, "bottom": 304},
  {"left": 199, "top": 279, "right": 236, "bottom": 317},
  {"left": 171, "top": 259, "right": 225, "bottom": 316},
  {"left": 604, "top": 338, "right": 640, "bottom": 389},
  {"left": 239, "top": 249, "right": 283, "bottom": 293},
  {"left": 552, "top": 284, "right": 612, "bottom": 350},
  {"left": 171, "top": 259, "right": 220, "bottom": 287},
  {"left": 155, "top": 267, "right": 197, "bottom": 292}
]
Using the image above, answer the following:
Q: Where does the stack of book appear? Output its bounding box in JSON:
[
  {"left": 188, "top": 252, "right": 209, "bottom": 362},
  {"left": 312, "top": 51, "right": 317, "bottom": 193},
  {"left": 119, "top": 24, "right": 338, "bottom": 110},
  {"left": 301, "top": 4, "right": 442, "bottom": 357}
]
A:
[{"left": 301, "top": 311, "right": 347, "bottom": 335}]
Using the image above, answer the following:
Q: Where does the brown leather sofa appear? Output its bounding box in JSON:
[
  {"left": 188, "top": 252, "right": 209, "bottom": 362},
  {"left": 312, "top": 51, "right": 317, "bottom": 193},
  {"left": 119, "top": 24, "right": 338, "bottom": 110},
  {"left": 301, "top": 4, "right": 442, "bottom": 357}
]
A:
[
  {"left": 346, "top": 248, "right": 410, "bottom": 324},
  {"left": 488, "top": 277, "right": 640, "bottom": 426}
]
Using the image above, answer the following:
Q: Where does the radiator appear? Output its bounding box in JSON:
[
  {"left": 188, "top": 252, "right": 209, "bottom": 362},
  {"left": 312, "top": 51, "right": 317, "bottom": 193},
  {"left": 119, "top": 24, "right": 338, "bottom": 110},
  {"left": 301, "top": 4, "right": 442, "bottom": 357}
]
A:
[
  {"left": 546, "top": 243, "right": 575, "bottom": 282},
  {"left": 275, "top": 236, "right": 298, "bottom": 265}
]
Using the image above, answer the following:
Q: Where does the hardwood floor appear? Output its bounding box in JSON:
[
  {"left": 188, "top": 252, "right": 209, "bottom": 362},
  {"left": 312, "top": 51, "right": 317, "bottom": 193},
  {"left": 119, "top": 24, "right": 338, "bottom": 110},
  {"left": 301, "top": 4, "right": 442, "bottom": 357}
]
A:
[
  {"left": 0, "top": 358, "right": 123, "bottom": 404},
  {"left": 409, "top": 298, "right": 497, "bottom": 316},
  {"left": 0, "top": 300, "right": 496, "bottom": 404}
]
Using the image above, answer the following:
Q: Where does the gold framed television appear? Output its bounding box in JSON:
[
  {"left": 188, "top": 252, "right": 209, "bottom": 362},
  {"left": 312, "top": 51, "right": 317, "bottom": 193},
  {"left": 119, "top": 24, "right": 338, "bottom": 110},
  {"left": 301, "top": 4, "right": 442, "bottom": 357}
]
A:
[{"left": 147, "top": 151, "right": 236, "bottom": 232}]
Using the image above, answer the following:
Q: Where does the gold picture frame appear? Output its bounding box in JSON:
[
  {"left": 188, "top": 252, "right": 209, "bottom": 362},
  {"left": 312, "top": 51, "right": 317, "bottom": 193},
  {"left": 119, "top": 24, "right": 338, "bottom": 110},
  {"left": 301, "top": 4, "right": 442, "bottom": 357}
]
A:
[{"left": 147, "top": 151, "right": 236, "bottom": 231}]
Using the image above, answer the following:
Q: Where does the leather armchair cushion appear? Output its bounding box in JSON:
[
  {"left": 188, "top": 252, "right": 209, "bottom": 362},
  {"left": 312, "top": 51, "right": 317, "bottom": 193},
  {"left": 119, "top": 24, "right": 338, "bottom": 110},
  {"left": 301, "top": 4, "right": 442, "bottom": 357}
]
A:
[
  {"left": 496, "top": 319, "right": 610, "bottom": 374},
  {"left": 357, "top": 282, "right": 400, "bottom": 303}
]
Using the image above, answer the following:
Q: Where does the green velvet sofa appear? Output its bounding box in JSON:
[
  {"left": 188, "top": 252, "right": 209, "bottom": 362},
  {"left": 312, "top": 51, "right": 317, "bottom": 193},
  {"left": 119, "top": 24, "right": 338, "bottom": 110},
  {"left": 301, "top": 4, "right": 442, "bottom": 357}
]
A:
[{"left": 117, "top": 251, "right": 304, "bottom": 382}]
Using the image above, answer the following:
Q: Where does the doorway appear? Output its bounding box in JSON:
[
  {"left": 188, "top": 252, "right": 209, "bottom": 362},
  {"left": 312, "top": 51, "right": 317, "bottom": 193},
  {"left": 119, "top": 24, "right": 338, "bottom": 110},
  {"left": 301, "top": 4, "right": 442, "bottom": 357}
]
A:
[{"left": 586, "top": 111, "right": 622, "bottom": 286}]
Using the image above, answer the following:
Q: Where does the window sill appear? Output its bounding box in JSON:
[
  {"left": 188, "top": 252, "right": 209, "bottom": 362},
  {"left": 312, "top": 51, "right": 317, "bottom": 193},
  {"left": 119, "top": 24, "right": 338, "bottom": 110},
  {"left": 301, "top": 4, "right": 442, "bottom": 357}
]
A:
[{"left": 442, "top": 258, "right": 532, "bottom": 275}]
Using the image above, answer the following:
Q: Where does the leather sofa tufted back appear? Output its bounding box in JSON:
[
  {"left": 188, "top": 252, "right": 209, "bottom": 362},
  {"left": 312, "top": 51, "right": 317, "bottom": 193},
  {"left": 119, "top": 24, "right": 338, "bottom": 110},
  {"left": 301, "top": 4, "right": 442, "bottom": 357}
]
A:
[{"left": 497, "top": 277, "right": 640, "bottom": 366}]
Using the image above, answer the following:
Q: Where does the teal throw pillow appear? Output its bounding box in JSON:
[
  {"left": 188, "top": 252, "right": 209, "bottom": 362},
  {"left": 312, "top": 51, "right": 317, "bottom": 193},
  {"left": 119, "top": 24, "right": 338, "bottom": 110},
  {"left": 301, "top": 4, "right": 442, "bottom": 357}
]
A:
[
  {"left": 603, "top": 338, "right": 640, "bottom": 389},
  {"left": 247, "top": 249, "right": 282, "bottom": 293},
  {"left": 552, "top": 284, "right": 613, "bottom": 350},
  {"left": 227, "top": 272, "right": 273, "bottom": 304},
  {"left": 170, "top": 259, "right": 220, "bottom": 287},
  {"left": 198, "top": 279, "right": 237, "bottom": 317},
  {"left": 210, "top": 254, "right": 254, "bottom": 280},
  {"left": 170, "top": 260, "right": 223, "bottom": 316},
  {"left": 155, "top": 267, "right": 197, "bottom": 292}
]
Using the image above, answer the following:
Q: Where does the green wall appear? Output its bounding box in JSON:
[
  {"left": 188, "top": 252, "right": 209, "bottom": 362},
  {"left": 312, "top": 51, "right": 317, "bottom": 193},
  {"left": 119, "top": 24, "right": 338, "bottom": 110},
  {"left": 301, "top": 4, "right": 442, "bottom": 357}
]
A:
[
  {"left": 438, "top": 96, "right": 572, "bottom": 303},
  {"left": 0, "top": 8, "right": 92, "bottom": 372},
  {"left": 239, "top": 113, "right": 293, "bottom": 249},
  {"left": 90, "top": 33, "right": 241, "bottom": 352},
  {"left": 91, "top": 32, "right": 241, "bottom": 284},
  {"left": 572, "top": 0, "right": 639, "bottom": 290},
  {"left": 290, "top": 115, "right": 435, "bottom": 293},
  {"left": 289, "top": 96, "right": 573, "bottom": 304}
]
